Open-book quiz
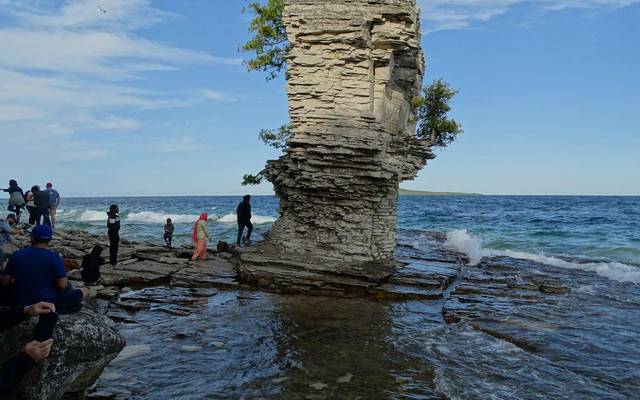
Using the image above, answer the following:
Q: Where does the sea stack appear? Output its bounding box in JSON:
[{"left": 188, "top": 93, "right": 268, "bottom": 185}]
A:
[{"left": 236, "top": 0, "right": 436, "bottom": 292}]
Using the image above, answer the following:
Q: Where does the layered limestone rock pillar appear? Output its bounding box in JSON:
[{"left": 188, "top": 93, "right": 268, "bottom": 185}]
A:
[
  {"left": 236, "top": 0, "right": 436, "bottom": 292},
  {"left": 262, "top": 0, "right": 434, "bottom": 263}
]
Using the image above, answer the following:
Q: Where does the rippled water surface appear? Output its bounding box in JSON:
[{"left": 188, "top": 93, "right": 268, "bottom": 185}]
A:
[{"left": 51, "top": 195, "right": 640, "bottom": 399}]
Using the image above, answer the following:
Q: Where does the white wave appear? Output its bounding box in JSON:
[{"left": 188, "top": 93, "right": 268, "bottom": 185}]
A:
[
  {"left": 78, "top": 210, "right": 107, "bottom": 222},
  {"left": 112, "top": 344, "right": 151, "bottom": 363},
  {"left": 444, "top": 229, "right": 640, "bottom": 284},
  {"left": 125, "top": 211, "right": 199, "bottom": 224},
  {"left": 444, "top": 229, "right": 484, "bottom": 265},
  {"left": 215, "top": 213, "right": 277, "bottom": 225}
]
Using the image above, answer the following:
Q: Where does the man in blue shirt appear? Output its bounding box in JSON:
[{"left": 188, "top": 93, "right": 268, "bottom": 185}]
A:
[
  {"left": 44, "top": 183, "right": 60, "bottom": 229},
  {"left": 1, "top": 225, "right": 89, "bottom": 313}
]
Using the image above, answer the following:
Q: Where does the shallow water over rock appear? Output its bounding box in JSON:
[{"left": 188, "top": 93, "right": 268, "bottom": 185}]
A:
[{"left": 85, "top": 237, "right": 639, "bottom": 399}]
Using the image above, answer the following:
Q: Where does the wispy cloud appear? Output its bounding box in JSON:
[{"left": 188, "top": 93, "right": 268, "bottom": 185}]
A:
[
  {"left": 419, "top": 0, "right": 640, "bottom": 33},
  {"left": 144, "top": 135, "right": 203, "bottom": 153},
  {"left": 0, "top": 0, "right": 241, "bottom": 156},
  {"left": 58, "top": 149, "right": 113, "bottom": 162}
]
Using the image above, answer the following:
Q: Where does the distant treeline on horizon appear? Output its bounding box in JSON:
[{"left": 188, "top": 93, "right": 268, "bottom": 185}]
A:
[{"left": 399, "top": 188, "right": 482, "bottom": 196}]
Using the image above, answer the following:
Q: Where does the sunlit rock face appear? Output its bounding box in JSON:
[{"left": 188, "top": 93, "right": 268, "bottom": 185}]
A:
[{"left": 263, "top": 0, "right": 434, "bottom": 263}]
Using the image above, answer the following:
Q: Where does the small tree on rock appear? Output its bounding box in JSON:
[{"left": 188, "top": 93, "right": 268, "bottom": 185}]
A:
[
  {"left": 240, "top": 0, "right": 289, "bottom": 81},
  {"left": 413, "top": 78, "right": 463, "bottom": 147}
]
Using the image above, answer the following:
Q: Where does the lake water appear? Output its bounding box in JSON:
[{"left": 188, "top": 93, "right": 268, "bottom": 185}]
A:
[{"left": 49, "top": 195, "right": 639, "bottom": 399}]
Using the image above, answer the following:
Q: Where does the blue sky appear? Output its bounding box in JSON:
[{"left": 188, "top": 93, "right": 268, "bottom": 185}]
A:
[{"left": 0, "top": 0, "right": 638, "bottom": 197}]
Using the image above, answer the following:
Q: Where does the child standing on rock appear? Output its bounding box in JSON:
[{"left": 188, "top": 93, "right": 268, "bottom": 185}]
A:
[{"left": 163, "top": 218, "right": 174, "bottom": 248}]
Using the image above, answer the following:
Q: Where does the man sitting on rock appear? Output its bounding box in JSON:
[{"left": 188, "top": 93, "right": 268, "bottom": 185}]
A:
[
  {"left": 0, "top": 301, "right": 55, "bottom": 398},
  {"left": 0, "top": 226, "right": 90, "bottom": 314}
]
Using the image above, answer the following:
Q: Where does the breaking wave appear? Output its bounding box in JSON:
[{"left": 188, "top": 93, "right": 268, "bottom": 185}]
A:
[
  {"left": 126, "top": 211, "right": 200, "bottom": 224},
  {"left": 215, "top": 213, "right": 277, "bottom": 225},
  {"left": 444, "top": 229, "right": 640, "bottom": 284}
]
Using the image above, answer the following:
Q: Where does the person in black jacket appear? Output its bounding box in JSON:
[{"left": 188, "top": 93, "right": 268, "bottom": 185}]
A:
[
  {"left": 0, "top": 301, "right": 55, "bottom": 398},
  {"left": 236, "top": 195, "right": 253, "bottom": 245},
  {"left": 107, "top": 205, "right": 120, "bottom": 267},
  {"left": 32, "top": 186, "right": 51, "bottom": 227},
  {"left": 81, "top": 246, "right": 104, "bottom": 286}
]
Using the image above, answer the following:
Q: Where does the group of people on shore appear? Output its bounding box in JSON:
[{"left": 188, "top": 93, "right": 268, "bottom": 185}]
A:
[
  {"left": 0, "top": 191, "right": 255, "bottom": 397},
  {"left": 2, "top": 180, "right": 61, "bottom": 228},
  {"left": 82, "top": 194, "right": 253, "bottom": 285},
  {"left": 189, "top": 194, "right": 253, "bottom": 261}
]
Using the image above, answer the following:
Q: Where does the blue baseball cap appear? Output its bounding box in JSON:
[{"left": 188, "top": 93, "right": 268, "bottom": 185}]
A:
[{"left": 30, "top": 225, "right": 53, "bottom": 240}]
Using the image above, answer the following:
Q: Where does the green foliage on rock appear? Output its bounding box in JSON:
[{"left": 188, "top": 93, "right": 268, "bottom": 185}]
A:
[
  {"left": 242, "top": 123, "right": 293, "bottom": 185},
  {"left": 240, "top": 0, "right": 290, "bottom": 81},
  {"left": 258, "top": 123, "right": 293, "bottom": 150},
  {"left": 413, "top": 78, "right": 464, "bottom": 147},
  {"left": 242, "top": 172, "right": 265, "bottom": 186}
]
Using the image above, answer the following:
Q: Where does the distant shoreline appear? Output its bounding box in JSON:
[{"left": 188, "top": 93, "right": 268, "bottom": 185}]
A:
[{"left": 399, "top": 188, "right": 482, "bottom": 196}]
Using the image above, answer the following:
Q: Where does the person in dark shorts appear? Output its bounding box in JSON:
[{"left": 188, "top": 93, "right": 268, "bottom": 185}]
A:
[
  {"left": 0, "top": 225, "right": 90, "bottom": 314},
  {"left": 164, "top": 218, "right": 174, "bottom": 248}
]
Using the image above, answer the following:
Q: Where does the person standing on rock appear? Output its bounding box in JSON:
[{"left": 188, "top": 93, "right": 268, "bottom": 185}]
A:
[
  {"left": 164, "top": 218, "right": 174, "bottom": 248},
  {"left": 2, "top": 180, "right": 26, "bottom": 223},
  {"left": 32, "top": 186, "right": 51, "bottom": 227},
  {"left": 0, "top": 301, "right": 55, "bottom": 398},
  {"left": 236, "top": 195, "right": 253, "bottom": 245},
  {"left": 44, "top": 183, "right": 60, "bottom": 229},
  {"left": 1, "top": 225, "right": 90, "bottom": 314},
  {"left": 107, "top": 205, "right": 120, "bottom": 267},
  {"left": 191, "top": 213, "right": 211, "bottom": 261},
  {"left": 23, "top": 187, "right": 37, "bottom": 225}
]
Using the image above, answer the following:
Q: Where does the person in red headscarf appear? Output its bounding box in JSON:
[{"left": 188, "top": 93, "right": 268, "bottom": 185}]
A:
[{"left": 191, "top": 213, "right": 211, "bottom": 261}]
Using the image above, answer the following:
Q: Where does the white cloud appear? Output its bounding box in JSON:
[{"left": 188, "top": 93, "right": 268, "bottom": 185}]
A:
[
  {"left": 1, "top": 0, "right": 179, "bottom": 31},
  {"left": 144, "top": 135, "right": 203, "bottom": 153},
  {"left": 94, "top": 116, "right": 140, "bottom": 130},
  {"left": 58, "top": 149, "right": 113, "bottom": 162},
  {"left": 0, "top": 0, "right": 241, "bottom": 145},
  {"left": 197, "top": 89, "right": 244, "bottom": 103},
  {"left": 419, "top": 0, "right": 640, "bottom": 33}
]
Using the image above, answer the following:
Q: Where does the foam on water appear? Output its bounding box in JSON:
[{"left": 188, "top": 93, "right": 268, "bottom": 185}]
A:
[
  {"left": 445, "top": 229, "right": 640, "bottom": 284},
  {"left": 215, "top": 213, "right": 277, "bottom": 225},
  {"left": 444, "top": 229, "right": 484, "bottom": 265},
  {"left": 77, "top": 210, "right": 107, "bottom": 222},
  {"left": 126, "top": 211, "right": 200, "bottom": 224},
  {"left": 111, "top": 345, "right": 151, "bottom": 364}
]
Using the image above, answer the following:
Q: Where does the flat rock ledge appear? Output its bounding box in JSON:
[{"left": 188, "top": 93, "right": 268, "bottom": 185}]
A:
[
  {"left": 2, "top": 226, "right": 467, "bottom": 302},
  {"left": 2, "top": 226, "right": 579, "bottom": 398},
  {"left": 233, "top": 242, "right": 462, "bottom": 299}
]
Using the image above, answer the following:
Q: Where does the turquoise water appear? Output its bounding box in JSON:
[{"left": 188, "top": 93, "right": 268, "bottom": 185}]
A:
[
  {"left": 62, "top": 195, "right": 639, "bottom": 399},
  {"left": 55, "top": 195, "right": 640, "bottom": 280}
]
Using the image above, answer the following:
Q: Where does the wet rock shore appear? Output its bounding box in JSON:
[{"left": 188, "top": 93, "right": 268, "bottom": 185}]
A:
[{"left": 1, "top": 225, "right": 576, "bottom": 399}]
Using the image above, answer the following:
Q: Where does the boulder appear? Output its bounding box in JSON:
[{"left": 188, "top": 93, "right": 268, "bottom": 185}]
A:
[{"left": 0, "top": 310, "right": 125, "bottom": 400}]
